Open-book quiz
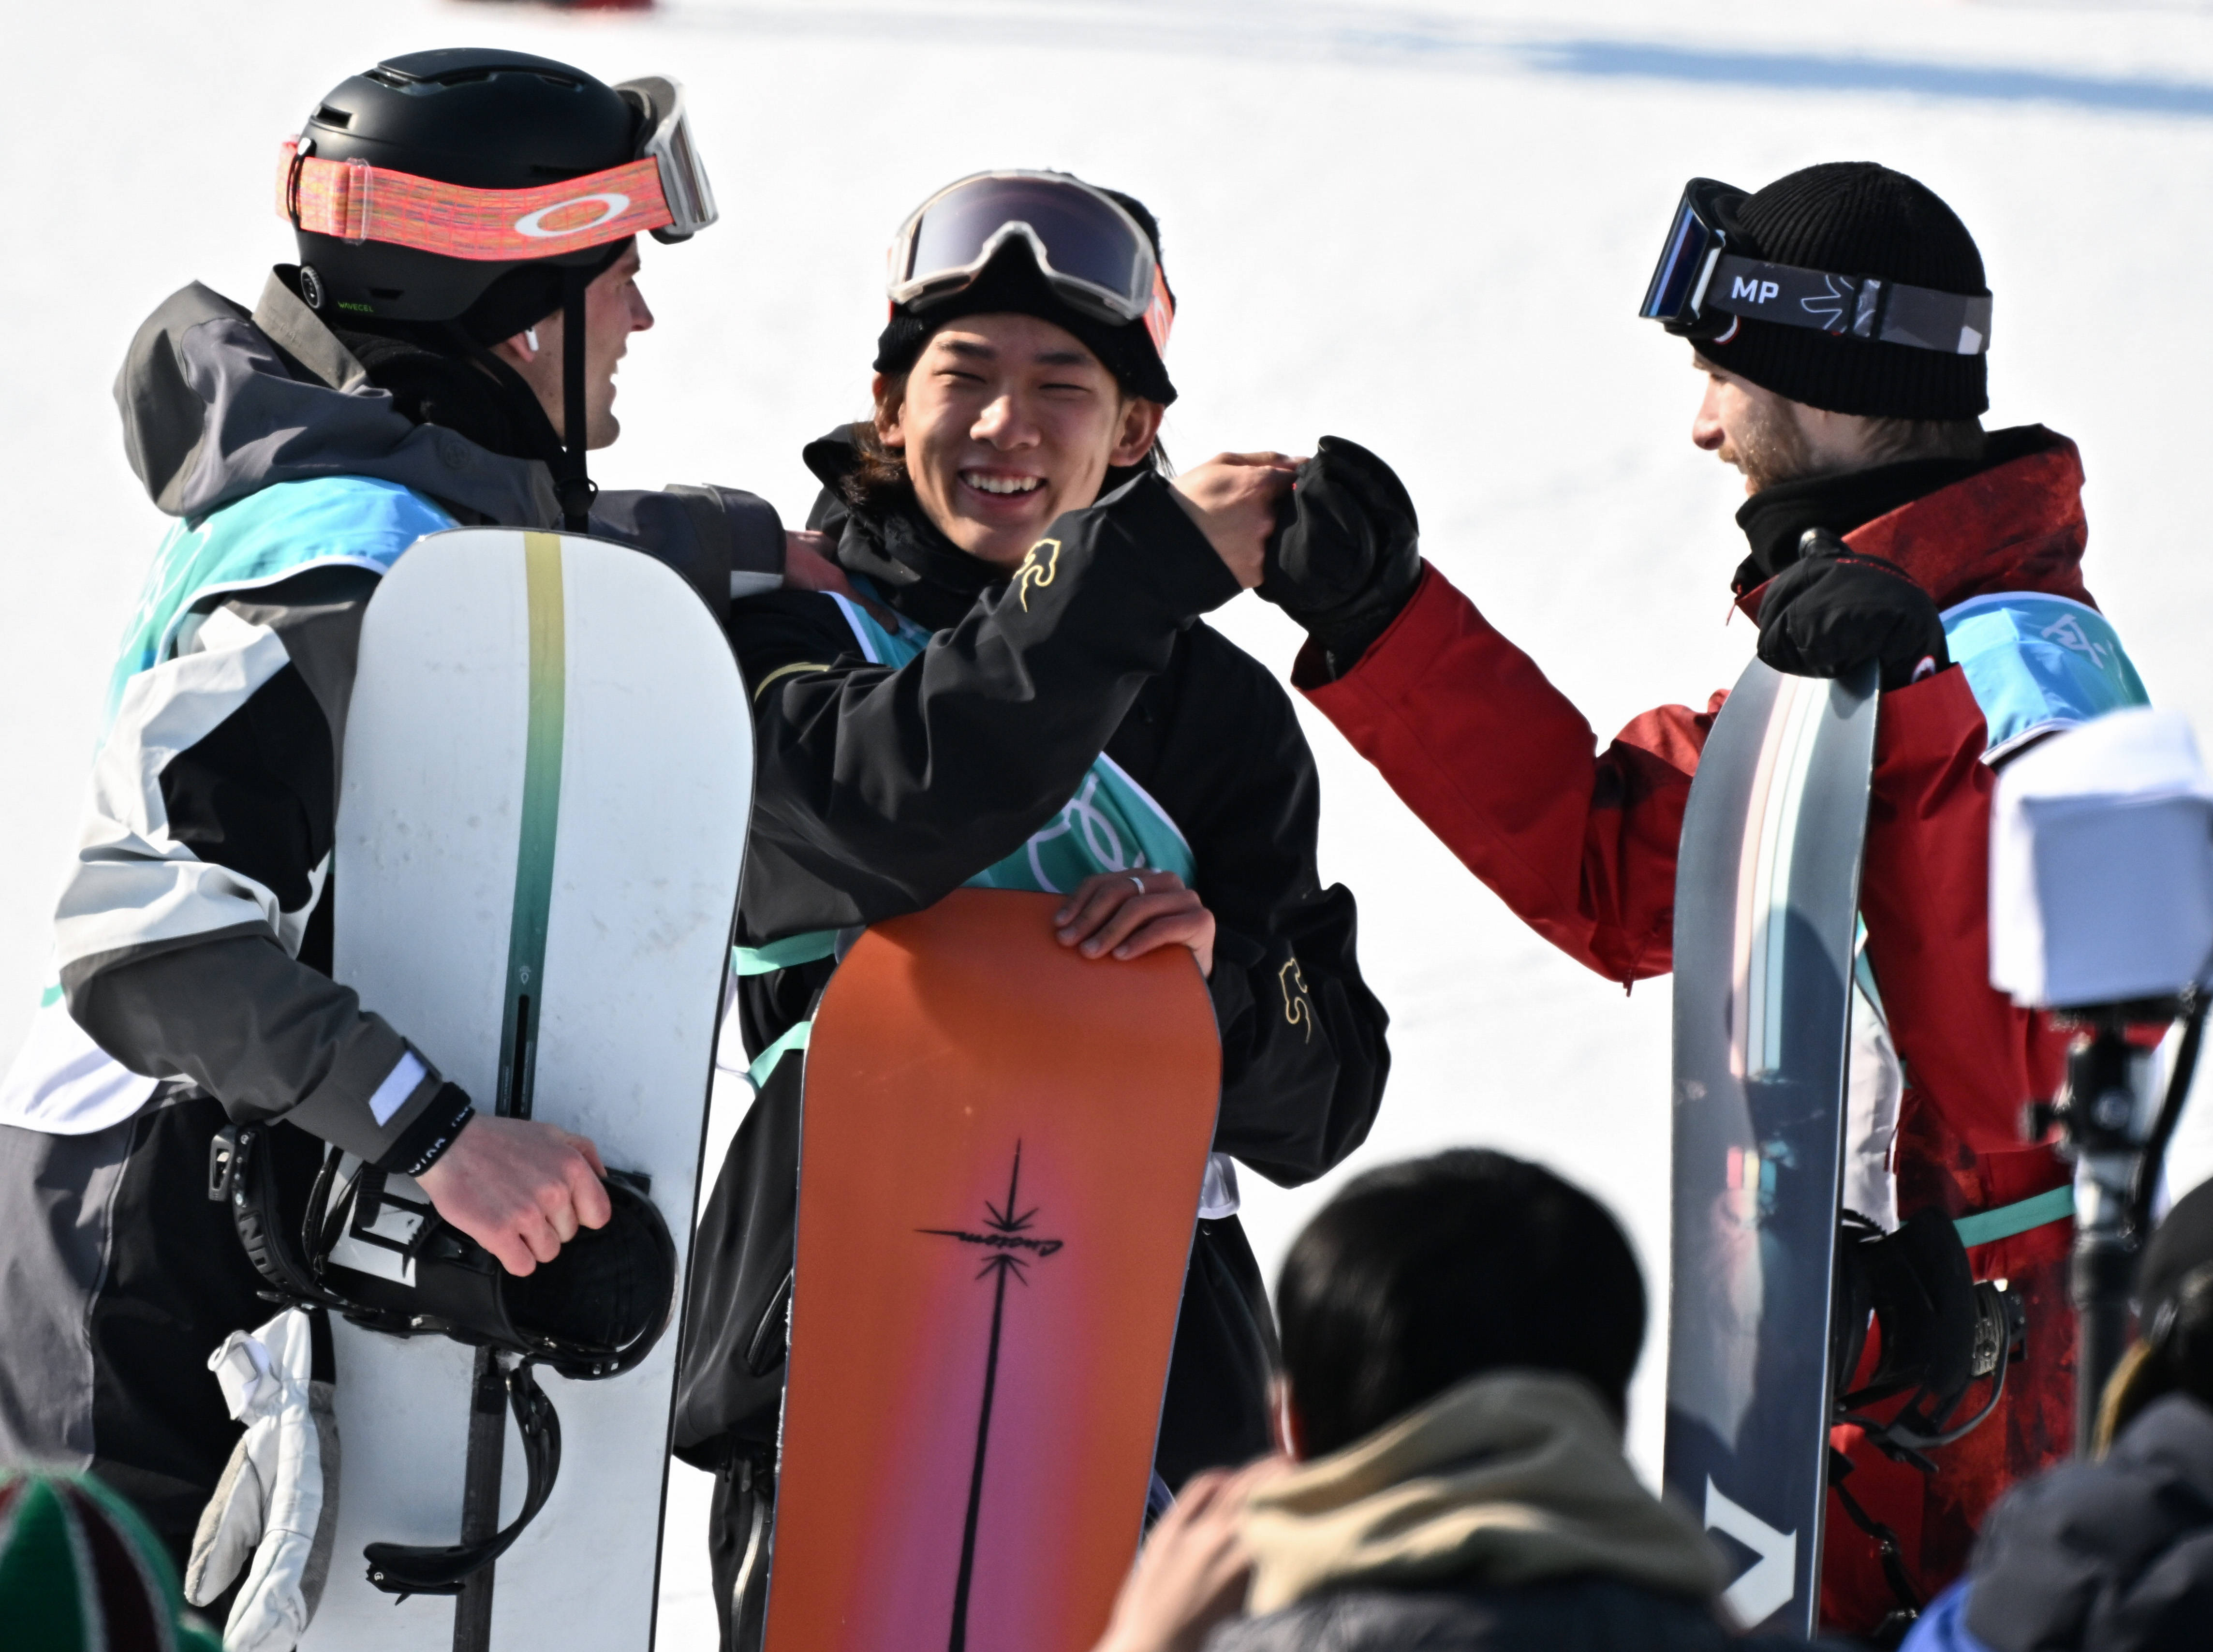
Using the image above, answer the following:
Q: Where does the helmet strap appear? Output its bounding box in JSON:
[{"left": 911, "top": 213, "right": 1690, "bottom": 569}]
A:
[
  {"left": 558, "top": 266, "right": 595, "bottom": 532},
  {"left": 443, "top": 322, "right": 583, "bottom": 517}
]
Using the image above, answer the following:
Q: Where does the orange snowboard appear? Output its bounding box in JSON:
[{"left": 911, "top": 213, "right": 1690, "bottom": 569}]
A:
[{"left": 763, "top": 888, "right": 1222, "bottom": 1652}]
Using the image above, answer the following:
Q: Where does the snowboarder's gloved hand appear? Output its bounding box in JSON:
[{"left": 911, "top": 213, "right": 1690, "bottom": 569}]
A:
[
  {"left": 1756, "top": 528, "right": 1949, "bottom": 692},
  {"left": 1261, "top": 436, "right": 1423, "bottom": 677},
  {"left": 187, "top": 1308, "right": 339, "bottom": 1652}
]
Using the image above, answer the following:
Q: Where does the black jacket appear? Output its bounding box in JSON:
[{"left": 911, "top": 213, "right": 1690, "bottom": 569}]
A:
[
  {"left": 1954, "top": 1392, "right": 2213, "bottom": 1651},
  {"left": 673, "top": 433, "right": 1391, "bottom": 1477}
]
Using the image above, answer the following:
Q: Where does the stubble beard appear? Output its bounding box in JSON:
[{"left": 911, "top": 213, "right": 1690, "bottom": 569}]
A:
[{"left": 1718, "top": 395, "right": 1815, "bottom": 494}]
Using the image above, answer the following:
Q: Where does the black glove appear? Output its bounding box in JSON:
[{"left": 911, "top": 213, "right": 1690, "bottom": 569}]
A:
[
  {"left": 1756, "top": 529, "right": 1949, "bottom": 692},
  {"left": 1261, "top": 436, "right": 1423, "bottom": 673}
]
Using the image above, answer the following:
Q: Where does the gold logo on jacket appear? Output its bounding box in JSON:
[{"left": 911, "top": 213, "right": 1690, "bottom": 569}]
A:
[
  {"left": 1279, "top": 957, "right": 1312, "bottom": 1041},
  {"left": 1013, "top": 538, "right": 1062, "bottom": 611}
]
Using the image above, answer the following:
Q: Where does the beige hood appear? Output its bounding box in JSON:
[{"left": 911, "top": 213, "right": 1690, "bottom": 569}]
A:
[{"left": 1242, "top": 1369, "right": 1725, "bottom": 1615}]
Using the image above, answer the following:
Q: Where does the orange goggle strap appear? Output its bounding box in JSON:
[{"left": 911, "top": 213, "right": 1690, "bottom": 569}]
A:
[
  {"left": 1143, "top": 264, "right": 1174, "bottom": 358},
  {"left": 278, "top": 140, "right": 673, "bottom": 263}
]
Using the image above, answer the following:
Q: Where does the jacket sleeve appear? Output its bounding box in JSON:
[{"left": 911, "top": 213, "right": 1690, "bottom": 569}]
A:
[
  {"left": 732, "top": 474, "right": 1241, "bottom": 939},
  {"left": 1296, "top": 561, "right": 1712, "bottom": 986},
  {"left": 57, "top": 564, "right": 467, "bottom": 1169},
  {"left": 1154, "top": 635, "right": 1388, "bottom": 1186},
  {"left": 592, "top": 485, "right": 786, "bottom": 621},
  {"left": 1859, "top": 666, "right": 2071, "bottom": 1170}
]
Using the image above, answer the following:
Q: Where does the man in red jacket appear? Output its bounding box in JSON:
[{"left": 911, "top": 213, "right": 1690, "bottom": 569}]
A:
[{"left": 1256, "top": 163, "right": 2152, "bottom": 1637}]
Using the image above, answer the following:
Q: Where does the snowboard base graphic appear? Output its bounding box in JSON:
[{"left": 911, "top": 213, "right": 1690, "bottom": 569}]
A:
[
  {"left": 763, "top": 889, "right": 1221, "bottom": 1652},
  {"left": 302, "top": 529, "right": 749, "bottom": 1652},
  {"left": 1664, "top": 661, "right": 1877, "bottom": 1636}
]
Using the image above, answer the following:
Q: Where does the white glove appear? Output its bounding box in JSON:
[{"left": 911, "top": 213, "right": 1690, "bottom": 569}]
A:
[{"left": 185, "top": 1308, "right": 340, "bottom": 1652}]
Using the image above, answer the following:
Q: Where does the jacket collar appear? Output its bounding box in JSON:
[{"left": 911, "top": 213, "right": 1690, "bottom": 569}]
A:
[
  {"left": 115, "top": 271, "right": 558, "bottom": 528},
  {"left": 1734, "top": 425, "right": 2095, "bottom": 621},
  {"left": 1239, "top": 1370, "right": 1723, "bottom": 1614},
  {"left": 800, "top": 426, "right": 1013, "bottom": 633}
]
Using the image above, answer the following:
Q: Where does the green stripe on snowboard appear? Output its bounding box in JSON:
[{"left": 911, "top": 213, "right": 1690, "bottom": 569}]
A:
[{"left": 494, "top": 532, "right": 566, "bottom": 1120}]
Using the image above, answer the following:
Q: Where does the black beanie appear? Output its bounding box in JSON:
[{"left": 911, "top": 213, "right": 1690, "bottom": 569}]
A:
[
  {"left": 1699, "top": 162, "right": 1988, "bottom": 420},
  {"left": 874, "top": 183, "right": 1177, "bottom": 405}
]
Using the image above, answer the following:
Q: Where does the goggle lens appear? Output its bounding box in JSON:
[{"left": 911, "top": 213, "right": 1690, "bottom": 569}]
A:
[
  {"left": 1640, "top": 195, "right": 1715, "bottom": 324},
  {"left": 618, "top": 77, "right": 717, "bottom": 240},
  {"left": 901, "top": 174, "right": 1152, "bottom": 319}
]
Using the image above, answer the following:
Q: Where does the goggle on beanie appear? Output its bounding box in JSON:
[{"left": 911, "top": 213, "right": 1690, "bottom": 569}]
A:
[
  {"left": 1701, "top": 161, "right": 1990, "bottom": 421},
  {"left": 873, "top": 189, "right": 1178, "bottom": 406}
]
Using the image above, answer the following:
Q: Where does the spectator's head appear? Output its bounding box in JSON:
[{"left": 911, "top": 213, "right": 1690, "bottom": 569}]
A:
[
  {"left": 1275, "top": 1149, "right": 1646, "bottom": 1459},
  {"left": 0, "top": 1467, "right": 221, "bottom": 1650},
  {"left": 2097, "top": 1177, "right": 2213, "bottom": 1450}
]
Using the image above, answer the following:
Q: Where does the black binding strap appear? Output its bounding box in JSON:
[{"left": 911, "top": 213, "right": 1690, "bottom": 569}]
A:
[
  {"left": 1829, "top": 1449, "right": 1924, "bottom": 1645},
  {"left": 363, "top": 1357, "right": 562, "bottom": 1597}
]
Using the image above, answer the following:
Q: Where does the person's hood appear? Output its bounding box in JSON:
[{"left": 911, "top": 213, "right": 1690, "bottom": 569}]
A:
[
  {"left": 115, "top": 271, "right": 558, "bottom": 527},
  {"left": 1734, "top": 425, "right": 2093, "bottom": 622},
  {"left": 1240, "top": 1370, "right": 1725, "bottom": 1615},
  {"left": 797, "top": 421, "right": 1171, "bottom": 634},
  {"left": 799, "top": 424, "right": 1013, "bottom": 633}
]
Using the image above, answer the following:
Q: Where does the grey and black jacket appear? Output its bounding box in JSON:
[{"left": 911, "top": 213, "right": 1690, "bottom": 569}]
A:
[{"left": 0, "top": 268, "right": 782, "bottom": 1173}]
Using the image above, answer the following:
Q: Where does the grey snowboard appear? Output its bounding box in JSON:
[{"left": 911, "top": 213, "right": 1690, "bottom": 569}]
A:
[{"left": 1663, "top": 660, "right": 1877, "bottom": 1637}]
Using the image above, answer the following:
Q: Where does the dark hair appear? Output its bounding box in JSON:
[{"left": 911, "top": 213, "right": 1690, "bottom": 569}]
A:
[
  {"left": 838, "top": 369, "right": 1171, "bottom": 518},
  {"left": 1862, "top": 416, "right": 1986, "bottom": 466},
  {"left": 1277, "top": 1149, "right": 1646, "bottom": 1456}
]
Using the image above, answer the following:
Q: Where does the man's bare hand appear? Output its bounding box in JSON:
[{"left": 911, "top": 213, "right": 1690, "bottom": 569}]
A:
[
  {"left": 1092, "top": 1458, "right": 1290, "bottom": 1652},
  {"left": 782, "top": 530, "right": 850, "bottom": 595},
  {"left": 1172, "top": 453, "right": 1303, "bottom": 590},
  {"left": 782, "top": 528, "right": 900, "bottom": 625},
  {"left": 415, "top": 1116, "right": 611, "bottom": 1277},
  {"left": 1054, "top": 870, "right": 1216, "bottom": 979}
]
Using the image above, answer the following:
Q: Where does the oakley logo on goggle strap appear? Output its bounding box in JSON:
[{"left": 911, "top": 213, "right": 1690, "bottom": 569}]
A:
[
  {"left": 514, "top": 194, "right": 633, "bottom": 240},
  {"left": 280, "top": 142, "right": 673, "bottom": 262}
]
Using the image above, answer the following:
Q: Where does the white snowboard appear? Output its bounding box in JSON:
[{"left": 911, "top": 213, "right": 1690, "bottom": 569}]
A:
[{"left": 303, "top": 528, "right": 751, "bottom": 1652}]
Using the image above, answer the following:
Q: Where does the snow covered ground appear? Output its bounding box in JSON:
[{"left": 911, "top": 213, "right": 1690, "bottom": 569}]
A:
[{"left": 12, "top": 0, "right": 2213, "bottom": 1638}]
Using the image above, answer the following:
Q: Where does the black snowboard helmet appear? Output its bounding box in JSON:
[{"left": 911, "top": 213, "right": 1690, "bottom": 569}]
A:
[
  {"left": 281, "top": 47, "right": 718, "bottom": 526},
  {"left": 291, "top": 48, "right": 683, "bottom": 338}
]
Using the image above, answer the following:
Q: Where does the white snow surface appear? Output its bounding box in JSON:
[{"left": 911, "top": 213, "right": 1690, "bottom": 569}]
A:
[{"left": 12, "top": 0, "right": 2213, "bottom": 1637}]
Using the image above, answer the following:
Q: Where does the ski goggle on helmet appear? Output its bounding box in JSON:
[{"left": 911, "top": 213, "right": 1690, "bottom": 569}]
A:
[
  {"left": 278, "top": 75, "right": 717, "bottom": 261},
  {"left": 1638, "top": 177, "right": 1991, "bottom": 356},
  {"left": 887, "top": 170, "right": 1175, "bottom": 356}
]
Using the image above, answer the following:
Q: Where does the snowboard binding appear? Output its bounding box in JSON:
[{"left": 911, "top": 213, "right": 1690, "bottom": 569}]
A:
[
  {"left": 1824, "top": 1208, "right": 2028, "bottom": 1641},
  {"left": 211, "top": 1121, "right": 679, "bottom": 1593},
  {"left": 214, "top": 1122, "right": 678, "bottom": 1380},
  {"left": 1830, "top": 1207, "right": 2029, "bottom": 1471}
]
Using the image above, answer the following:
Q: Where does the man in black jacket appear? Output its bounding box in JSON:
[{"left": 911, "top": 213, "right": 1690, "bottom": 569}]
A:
[{"left": 670, "top": 173, "right": 1391, "bottom": 1648}]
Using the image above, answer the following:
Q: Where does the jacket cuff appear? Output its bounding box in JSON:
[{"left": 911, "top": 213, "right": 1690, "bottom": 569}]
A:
[
  {"left": 1093, "top": 472, "right": 1243, "bottom": 621},
  {"left": 1296, "top": 560, "right": 1455, "bottom": 697},
  {"left": 676, "top": 485, "right": 786, "bottom": 586},
  {"left": 376, "top": 1081, "right": 476, "bottom": 1177},
  {"left": 1874, "top": 659, "right": 1991, "bottom": 769},
  {"left": 284, "top": 1023, "right": 438, "bottom": 1162}
]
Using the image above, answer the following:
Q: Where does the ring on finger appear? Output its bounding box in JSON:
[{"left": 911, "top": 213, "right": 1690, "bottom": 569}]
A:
[{"left": 1127, "top": 874, "right": 1146, "bottom": 896}]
